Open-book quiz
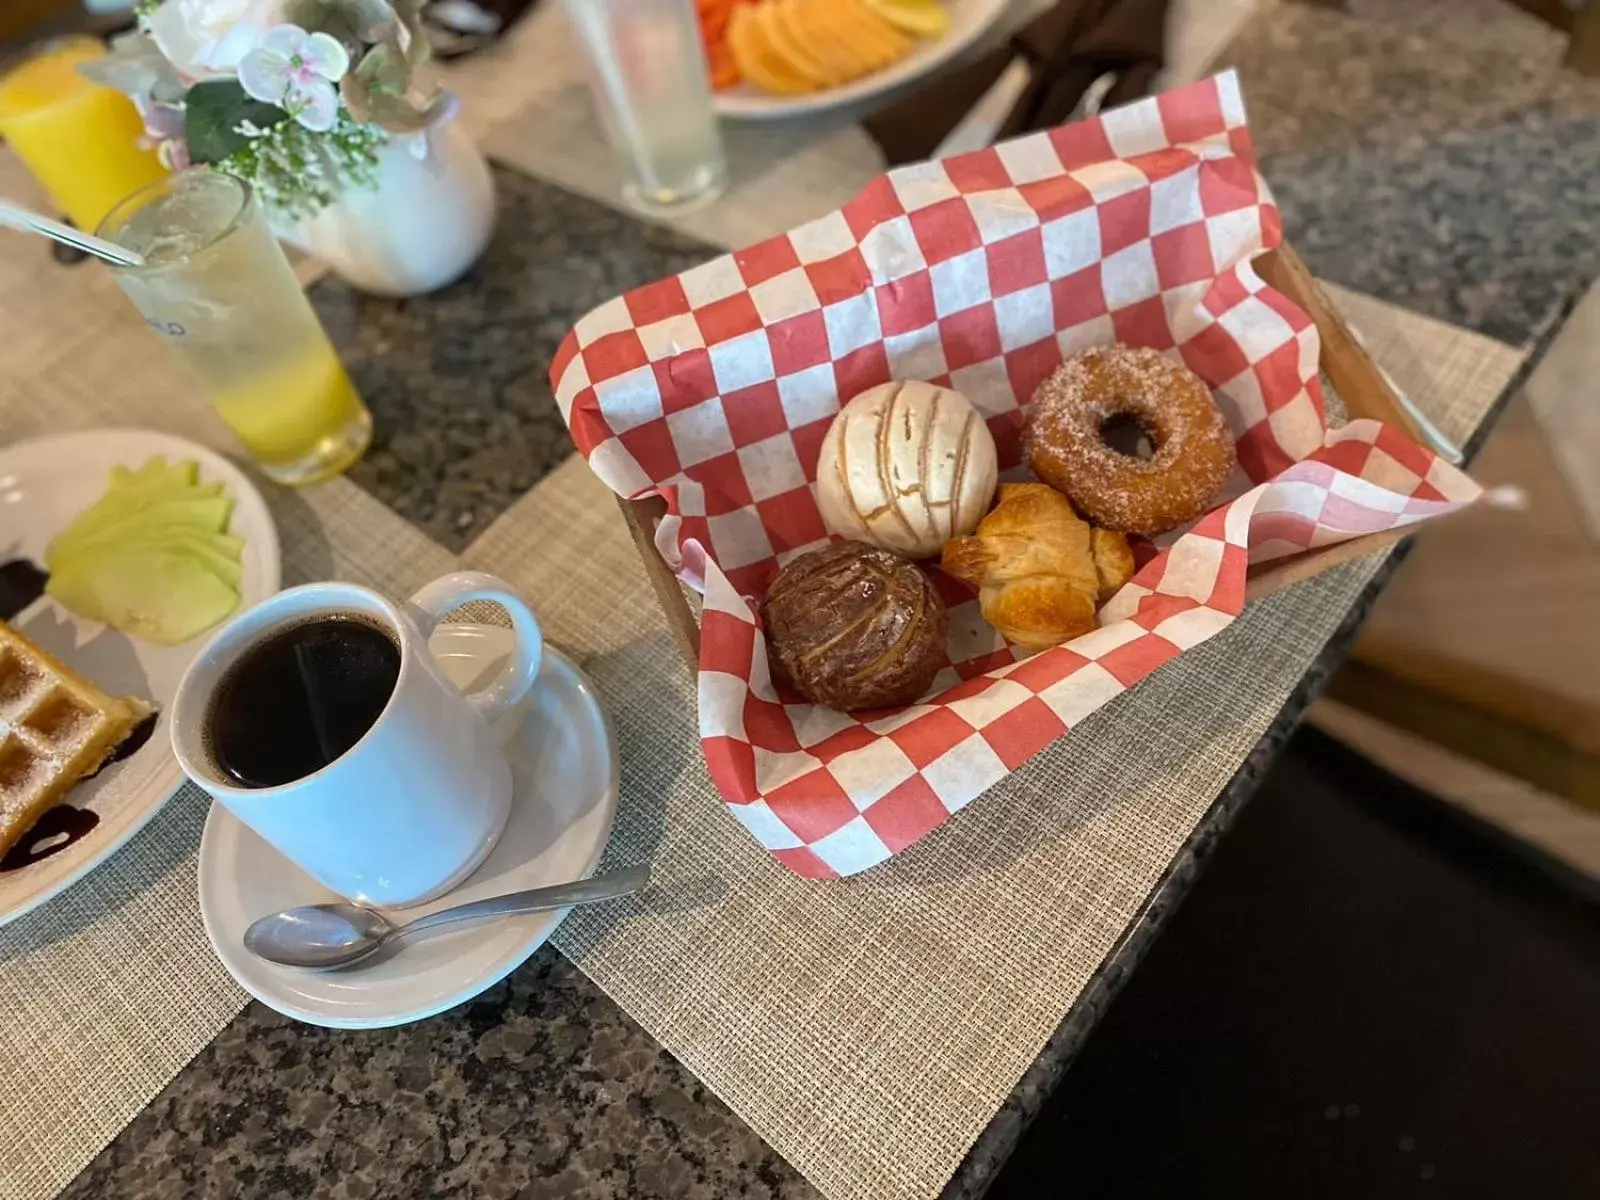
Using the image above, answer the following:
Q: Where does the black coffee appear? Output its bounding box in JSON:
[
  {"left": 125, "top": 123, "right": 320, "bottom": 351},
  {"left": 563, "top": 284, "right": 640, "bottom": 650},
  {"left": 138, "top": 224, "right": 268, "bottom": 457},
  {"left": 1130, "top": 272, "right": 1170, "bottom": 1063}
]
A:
[{"left": 205, "top": 614, "right": 401, "bottom": 789}]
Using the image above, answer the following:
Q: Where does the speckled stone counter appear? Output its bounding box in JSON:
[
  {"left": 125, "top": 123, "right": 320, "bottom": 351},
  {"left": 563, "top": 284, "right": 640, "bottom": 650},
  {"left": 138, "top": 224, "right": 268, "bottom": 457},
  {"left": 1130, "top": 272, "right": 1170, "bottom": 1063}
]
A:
[
  {"left": 61, "top": 951, "right": 811, "bottom": 1200},
  {"left": 60, "top": 167, "right": 818, "bottom": 1200},
  {"left": 52, "top": 152, "right": 1562, "bottom": 1200},
  {"left": 1226, "top": 0, "right": 1600, "bottom": 346},
  {"left": 57, "top": 3, "right": 1600, "bottom": 1180},
  {"left": 318, "top": 170, "right": 712, "bottom": 551}
]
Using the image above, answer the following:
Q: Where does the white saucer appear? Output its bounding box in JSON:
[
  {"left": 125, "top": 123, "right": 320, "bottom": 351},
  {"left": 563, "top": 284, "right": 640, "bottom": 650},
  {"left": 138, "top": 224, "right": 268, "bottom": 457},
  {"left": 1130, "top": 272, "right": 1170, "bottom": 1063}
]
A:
[{"left": 198, "top": 627, "right": 619, "bottom": 1029}]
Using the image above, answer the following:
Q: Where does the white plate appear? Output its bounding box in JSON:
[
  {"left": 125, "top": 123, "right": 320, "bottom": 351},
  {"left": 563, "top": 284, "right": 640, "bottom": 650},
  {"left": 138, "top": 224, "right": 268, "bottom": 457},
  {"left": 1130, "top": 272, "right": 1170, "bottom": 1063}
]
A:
[
  {"left": 713, "top": 0, "right": 1009, "bottom": 120},
  {"left": 0, "top": 429, "right": 280, "bottom": 928},
  {"left": 198, "top": 629, "right": 620, "bottom": 1029}
]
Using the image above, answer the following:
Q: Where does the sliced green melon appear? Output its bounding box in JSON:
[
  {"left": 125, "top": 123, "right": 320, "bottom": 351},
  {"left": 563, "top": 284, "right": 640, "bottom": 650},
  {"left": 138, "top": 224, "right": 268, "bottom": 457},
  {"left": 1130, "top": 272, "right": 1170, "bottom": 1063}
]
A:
[
  {"left": 108, "top": 457, "right": 197, "bottom": 494},
  {"left": 52, "top": 481, "right": 224, "bottom": 531},
  {"left": 53, "top": 529, "right": 245, "bottom": 589},
  {"left": 108, "top": 458, "right": 164, "bottom": 490},
  {"left": 47, "top": 495, "right": 232, "bottom": 566},
  {"left": 55, "top": 524, "right": 243, "bottom": 560},
  {"left": 124, "top": 530, "right": 244, "bottom": 587},
  {"left": 47, "top": 455, "right": 246, "bottom": 643},
  {"left": 47, "top": 548, "right": 240, "bottom": 646}
]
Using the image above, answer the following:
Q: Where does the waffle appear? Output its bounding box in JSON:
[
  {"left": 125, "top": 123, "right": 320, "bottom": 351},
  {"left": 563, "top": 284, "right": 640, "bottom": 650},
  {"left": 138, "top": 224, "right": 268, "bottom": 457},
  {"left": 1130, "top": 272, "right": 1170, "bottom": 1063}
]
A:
[{"left": 0, "top": 621, "right": 150, "bottom": 859}]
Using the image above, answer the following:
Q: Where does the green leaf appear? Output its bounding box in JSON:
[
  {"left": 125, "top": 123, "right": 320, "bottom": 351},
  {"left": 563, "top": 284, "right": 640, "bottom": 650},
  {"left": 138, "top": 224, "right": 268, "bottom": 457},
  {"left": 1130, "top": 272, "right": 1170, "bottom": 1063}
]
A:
[{"left": 184, "top": 80, "right": 288, "bottom": 165}]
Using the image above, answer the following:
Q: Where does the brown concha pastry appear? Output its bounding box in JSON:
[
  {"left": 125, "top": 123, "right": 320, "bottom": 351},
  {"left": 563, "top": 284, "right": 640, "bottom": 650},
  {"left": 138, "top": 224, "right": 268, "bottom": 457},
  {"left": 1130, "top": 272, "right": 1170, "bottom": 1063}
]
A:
[
  {"left": 1025, "top": 346, "right": 1235, "bottom": 536},
  {"left": 761, "top": 541, "right": 947, "bottom": 712},
  {"left": 941, "top": 483, "right": 1134, "bottom": 652}
]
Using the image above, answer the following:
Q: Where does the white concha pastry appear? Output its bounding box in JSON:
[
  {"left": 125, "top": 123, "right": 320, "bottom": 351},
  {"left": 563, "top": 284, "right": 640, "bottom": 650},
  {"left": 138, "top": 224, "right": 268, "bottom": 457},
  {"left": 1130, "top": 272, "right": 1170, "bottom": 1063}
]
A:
[{"left": 815, "top": 381, "right": 999, "bottom": 559}]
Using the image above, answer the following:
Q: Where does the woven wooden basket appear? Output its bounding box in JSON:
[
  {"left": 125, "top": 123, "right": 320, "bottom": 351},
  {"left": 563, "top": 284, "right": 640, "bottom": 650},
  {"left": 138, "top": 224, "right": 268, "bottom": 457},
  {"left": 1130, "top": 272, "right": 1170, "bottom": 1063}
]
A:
[{"left": 616, "top": 243, "right": 1453, "bottom": 671}]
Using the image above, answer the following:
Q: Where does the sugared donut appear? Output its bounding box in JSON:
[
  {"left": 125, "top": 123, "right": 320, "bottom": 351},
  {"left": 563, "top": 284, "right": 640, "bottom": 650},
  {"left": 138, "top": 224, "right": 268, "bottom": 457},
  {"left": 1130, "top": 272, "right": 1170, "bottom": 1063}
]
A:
[{"left": 1024, "top": 347, "right": 1235, "bottom": 536}]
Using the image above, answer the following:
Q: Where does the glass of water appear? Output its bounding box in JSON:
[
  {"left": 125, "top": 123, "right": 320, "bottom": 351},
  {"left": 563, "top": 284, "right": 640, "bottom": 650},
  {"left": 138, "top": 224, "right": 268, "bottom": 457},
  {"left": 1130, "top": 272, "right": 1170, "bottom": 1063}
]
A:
[
  {"left": 98, "top": 169, "right": 372, "bottom": 486},
  {"left": 565, "top": 0, "right": 729, "bottom": 216}
]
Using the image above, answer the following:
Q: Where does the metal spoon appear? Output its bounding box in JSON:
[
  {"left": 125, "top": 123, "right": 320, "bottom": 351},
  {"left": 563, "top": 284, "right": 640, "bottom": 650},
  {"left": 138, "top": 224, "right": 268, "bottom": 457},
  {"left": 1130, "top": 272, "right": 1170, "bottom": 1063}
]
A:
[{"left": 244, "top": 865, "right": 651, "bottom": 970}]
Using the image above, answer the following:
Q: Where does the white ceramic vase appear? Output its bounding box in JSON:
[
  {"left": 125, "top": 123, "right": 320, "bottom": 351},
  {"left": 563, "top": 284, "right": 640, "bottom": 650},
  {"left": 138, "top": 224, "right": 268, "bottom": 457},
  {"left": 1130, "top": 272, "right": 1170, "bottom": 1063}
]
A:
[{"left": 297, "top": 95, "right": 496, "bottom": 298}]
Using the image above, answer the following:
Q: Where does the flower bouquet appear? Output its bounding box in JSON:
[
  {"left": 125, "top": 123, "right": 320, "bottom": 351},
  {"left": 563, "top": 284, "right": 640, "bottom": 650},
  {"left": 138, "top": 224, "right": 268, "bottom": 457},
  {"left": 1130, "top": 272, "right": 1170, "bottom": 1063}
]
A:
[{"left": 85, "top": 0, "right": 496, "bottom": 295}]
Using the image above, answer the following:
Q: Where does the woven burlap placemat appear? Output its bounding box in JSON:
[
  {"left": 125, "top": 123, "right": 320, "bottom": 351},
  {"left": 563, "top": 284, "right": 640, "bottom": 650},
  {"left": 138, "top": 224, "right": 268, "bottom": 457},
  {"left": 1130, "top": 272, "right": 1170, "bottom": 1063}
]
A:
[
  {"left": 0, "top": 109, "right": 1525, "bottom": 1200},
  {"left": 458, "top": 283, "right": 1523, "bottom": 1200},
  {"left": 0, "top": 153, "right": 461, "bottom": 1200},
  {"left": 0, "top": 490, "right": 457, "bottom": 1200}
]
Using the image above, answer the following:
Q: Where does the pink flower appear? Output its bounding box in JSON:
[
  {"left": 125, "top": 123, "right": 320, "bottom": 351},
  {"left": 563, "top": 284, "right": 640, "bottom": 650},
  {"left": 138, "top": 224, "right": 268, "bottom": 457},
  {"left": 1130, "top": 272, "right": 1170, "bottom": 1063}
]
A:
[
  {"left": 238, "top": 24, "right": 350, "bottom": 132},
  {"left": 134, "top": 97, "right": 189, "bottom": 167},
  {"left": 137, "top": 97, "right": 186, "bottom": 142}
]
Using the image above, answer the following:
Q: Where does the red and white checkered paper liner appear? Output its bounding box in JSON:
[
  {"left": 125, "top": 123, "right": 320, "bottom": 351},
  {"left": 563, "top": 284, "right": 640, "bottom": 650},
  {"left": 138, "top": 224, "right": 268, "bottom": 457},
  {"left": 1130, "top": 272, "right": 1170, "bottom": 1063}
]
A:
[{"left": 551, "top": 72, "right": 1480, "bottom": 878}]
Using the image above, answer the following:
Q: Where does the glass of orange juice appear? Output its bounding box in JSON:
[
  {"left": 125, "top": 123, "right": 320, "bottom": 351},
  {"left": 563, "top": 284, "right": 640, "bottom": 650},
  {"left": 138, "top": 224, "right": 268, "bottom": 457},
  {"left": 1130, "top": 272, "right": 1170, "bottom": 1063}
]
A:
[
  {"left": 98, "top": 169, "right": 373, "bottom": 486},
  {"left": 0, "top": 37, "right": 169, "bottom": 232}
]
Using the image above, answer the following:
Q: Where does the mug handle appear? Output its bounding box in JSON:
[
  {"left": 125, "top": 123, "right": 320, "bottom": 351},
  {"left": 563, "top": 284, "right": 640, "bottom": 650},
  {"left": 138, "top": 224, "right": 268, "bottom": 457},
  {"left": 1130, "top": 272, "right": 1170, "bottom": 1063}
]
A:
[{"left": 406, "top": 571, "right": 543, "bottom": 723}]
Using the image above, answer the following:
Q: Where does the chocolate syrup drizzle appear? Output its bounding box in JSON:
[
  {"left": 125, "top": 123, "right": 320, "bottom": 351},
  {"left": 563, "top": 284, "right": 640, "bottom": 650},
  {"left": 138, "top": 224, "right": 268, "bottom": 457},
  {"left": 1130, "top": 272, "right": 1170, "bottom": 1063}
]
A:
[{"left": 0, "top": 558, "right": 160, "bottom": 871}]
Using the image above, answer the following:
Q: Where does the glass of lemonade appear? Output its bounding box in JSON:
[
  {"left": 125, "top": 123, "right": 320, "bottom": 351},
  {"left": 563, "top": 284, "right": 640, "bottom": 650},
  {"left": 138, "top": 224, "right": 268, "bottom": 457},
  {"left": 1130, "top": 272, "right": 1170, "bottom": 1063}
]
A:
[
  {"left": 565, "top": 0, "right": 728, "bottom": 216},
  {"left": 97, "top": 169, "right": 372, "bottom": 486}
]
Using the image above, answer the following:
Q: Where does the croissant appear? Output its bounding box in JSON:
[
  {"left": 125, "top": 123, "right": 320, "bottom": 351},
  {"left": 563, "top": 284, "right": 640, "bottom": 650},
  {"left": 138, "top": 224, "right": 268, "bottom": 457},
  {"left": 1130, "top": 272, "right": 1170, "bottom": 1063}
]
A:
[{"left": 941, "top": 483, "right": 1135, "bottom": 652}]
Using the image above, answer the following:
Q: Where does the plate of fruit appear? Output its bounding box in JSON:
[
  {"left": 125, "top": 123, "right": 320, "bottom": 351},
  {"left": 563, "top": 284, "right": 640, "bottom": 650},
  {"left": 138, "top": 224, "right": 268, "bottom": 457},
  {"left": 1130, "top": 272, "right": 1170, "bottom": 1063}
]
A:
[
  {"left": 0, "top": 429, "right": 280, "bottom": 927},
  {"left": 703, "top": 0, "right": 1009, "bottom": 119}
]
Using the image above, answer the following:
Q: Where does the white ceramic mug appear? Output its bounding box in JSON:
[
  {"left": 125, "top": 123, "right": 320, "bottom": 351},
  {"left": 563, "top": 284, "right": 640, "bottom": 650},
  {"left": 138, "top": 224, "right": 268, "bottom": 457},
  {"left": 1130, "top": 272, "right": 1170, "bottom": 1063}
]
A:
[{"left": 171, "top": 572, "right": 543, "bottom": 908}]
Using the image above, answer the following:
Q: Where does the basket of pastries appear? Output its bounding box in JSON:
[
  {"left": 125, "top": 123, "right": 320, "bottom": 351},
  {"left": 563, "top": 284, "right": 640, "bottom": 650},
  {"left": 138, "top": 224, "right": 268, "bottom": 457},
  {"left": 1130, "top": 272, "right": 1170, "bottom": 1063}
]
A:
[{"left": 550, "top": 72, "right": 1479, "bottom": 878}]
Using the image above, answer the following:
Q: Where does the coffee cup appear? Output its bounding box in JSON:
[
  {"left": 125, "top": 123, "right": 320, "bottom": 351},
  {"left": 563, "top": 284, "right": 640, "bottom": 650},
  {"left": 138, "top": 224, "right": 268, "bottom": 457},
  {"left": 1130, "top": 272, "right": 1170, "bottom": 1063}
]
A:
[{"left": 171, "top": 572, "right": 543, "bottom": 908}]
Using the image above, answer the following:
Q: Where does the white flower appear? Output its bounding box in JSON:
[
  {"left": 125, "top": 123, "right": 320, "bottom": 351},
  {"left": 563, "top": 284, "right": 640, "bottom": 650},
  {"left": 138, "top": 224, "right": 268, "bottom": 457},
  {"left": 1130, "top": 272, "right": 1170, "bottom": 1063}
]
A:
[
  {"left": 238, "top": 24, "right": 351, "bottom": 132},
  {"left": 144, "top": 0, "right": 284, "bottom": 80}
]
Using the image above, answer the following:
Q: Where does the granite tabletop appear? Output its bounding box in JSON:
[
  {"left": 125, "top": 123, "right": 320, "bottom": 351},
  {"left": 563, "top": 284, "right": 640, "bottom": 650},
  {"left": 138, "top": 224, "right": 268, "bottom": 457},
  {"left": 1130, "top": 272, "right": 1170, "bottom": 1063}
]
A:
[
  {"left": 1225, "top": 0, "right": 1600, "bottom": 347},
  {"left": 46, "top": 156, "right": 1557, "bottom": 1200},
  {"left": 55, "top": 0, "right": 1600, "bottom": 1188}
]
